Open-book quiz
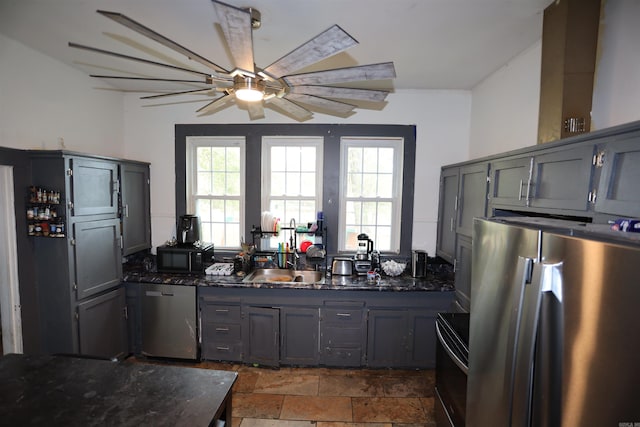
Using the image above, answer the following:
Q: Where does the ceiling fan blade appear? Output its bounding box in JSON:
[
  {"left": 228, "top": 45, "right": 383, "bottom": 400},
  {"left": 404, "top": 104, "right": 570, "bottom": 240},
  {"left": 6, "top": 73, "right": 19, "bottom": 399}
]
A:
[
  {"left": 266, "top": 97, "right": 313, "bottom": 121},
  {"left": 212, "top": 0, "right": 255, "bottom": 74},
  {"left": 196, "top": 93, "right": 235, "bottom": 115},
  {"left": 285, "top": 93, "right": 355, "bottom": 115},
  {"left": 289, "top": 85, "right": 389, "bottom": 102},
  {"left": 90, "top": 75, "right": 211, "bottom": 84},
  {"left": 141, "top": 88, "right": 218, "bottom": 100},
  {"left": 264, "top": 25, "right": 358, "bottom": 79},
  {"left": 245, "top": 101, "right": 265, "bottom": 120},
  {"left": 69, "top": 42, "right": 217, "bottom": 80},
  {"left": 282, "top": 62, "right": 396, "bottom": 86},
  {"left": 97, "top": 10, "right": 229, "bottom": 73}
]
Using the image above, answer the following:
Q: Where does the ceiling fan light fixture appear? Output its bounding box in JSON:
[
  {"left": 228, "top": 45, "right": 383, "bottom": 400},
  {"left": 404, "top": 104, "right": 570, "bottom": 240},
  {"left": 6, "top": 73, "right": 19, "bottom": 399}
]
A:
[{"left": 234, "top": 75, "right": 265, "bottom": 102}]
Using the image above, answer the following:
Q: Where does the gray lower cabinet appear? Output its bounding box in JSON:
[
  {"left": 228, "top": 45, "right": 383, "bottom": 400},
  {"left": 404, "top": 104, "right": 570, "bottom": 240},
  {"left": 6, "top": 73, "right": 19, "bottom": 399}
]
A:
[
  {"left": 595, "top": 134, "right": 640, "bottom": 217},
  {"left": 198, "top": 287, "right": 452, "bottom": 368},
  {"left": 320, "top": 301, "right": 366, "bottom": 367},
  {"left": 243, "top": 306, "right": 280, "bottom": 367},
  {"left": 77, "top": 287, "right": 128, "bottom": 359}
]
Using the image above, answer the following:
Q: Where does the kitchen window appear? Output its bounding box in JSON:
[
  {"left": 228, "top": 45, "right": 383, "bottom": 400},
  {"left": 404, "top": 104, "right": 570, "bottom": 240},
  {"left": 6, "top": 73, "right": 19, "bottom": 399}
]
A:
[
  {"left": 339, "top": 137, "right": 404, "bottom": 253},
  {"left": 186, "top": 136, "right": 245, "bottom": 248},
  {"left": 261, "top": 136, "right": 323, "bottom": 248}
]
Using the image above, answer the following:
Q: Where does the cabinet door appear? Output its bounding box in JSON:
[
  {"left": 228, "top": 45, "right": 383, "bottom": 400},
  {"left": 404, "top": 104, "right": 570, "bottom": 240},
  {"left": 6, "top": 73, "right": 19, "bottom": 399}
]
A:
[
  {"left": 529, "top": 144, "right": 595, "bottom": 211},
  {"left": 73, "top": 219, "right": 122, "bottom": 300},
  {"left": 280, "top": 307, "right": 319, "bottom": 366},
  {"left": 595, "top": 135, "right": 640, "bottom": 217},
  {"left": 457, "top": 163, "right": 489, "bottom": 237},
  {"left": 77, "top": 287, "right": 127, "bottom": 359},
  {"left": 70, "top": 157, "right": 119, "bottom": 217},
  {"left": 489, "top": 157, "right": 532, "bottom": 210},
  {"left": 124, "top": 282, "right": 141, "bottom": 355},
  {"left": 454, "top": 235, "right": 472, "bottom": 312},
  {"left": 436, "top": 168, "right": 459, "bottom": 263},
  {"left": 243, "top": 306, "right": 279, "bottom": 367},
  {"left": 366, "top": 309, "right": 408, "bottom": 368},
  {"left": 406, "top": 310, "right": 438, "bottom": 368},
  {"left": 121, "top": 162, "right": 151, "bottom": 255}
]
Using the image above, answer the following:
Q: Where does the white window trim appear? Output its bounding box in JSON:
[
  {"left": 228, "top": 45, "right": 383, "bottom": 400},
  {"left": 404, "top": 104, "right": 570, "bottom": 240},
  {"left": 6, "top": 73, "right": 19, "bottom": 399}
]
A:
[
  {"left": 338, "top": 137, "right": 404, "bottom": 253},
  {"left": 260, "top": 136, "right": 324, "bottom": 216},
  {"left": 186, "top": 136, "right": 246, "bottom": 249}
]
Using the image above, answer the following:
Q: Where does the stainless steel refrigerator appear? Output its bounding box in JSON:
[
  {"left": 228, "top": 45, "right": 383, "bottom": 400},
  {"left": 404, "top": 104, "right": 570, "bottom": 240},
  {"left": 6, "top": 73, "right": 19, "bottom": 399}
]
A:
[{"left": 467, "top": 216, "right": 640, "bottom": 427}]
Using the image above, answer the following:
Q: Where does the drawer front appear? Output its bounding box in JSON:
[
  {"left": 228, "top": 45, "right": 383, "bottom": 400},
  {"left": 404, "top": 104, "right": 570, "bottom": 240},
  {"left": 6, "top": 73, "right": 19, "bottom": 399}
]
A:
[
  {"left": 322, "top": 327, "right": 364, "bottom": 347},
  {"left": 201, "top": 341, "right": 242, "bottom": 362},
  {"left": 201, "top": 303, "right": 242, "bottom": 323},
  {"left": 322, "top": 308, "right": 364, "bottom": 325},
  {"left": 322, "top": 347, "right": 363, "bottom": 367},
  {"left": 202, "top": 323, "right": 242, "bottom": 343}
]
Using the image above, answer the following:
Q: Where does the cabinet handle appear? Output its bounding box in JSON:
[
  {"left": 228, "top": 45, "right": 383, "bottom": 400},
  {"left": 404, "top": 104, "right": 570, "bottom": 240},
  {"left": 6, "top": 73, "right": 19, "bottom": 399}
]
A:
[
  {"left": 450, "top": 217, "right": 454, "bottom": 232},
  {"left": 215, "top": 327, "right": 230, "bottom": 332},
  {"left": 518, "top": 179, "right": 523, "bottom": 201},
  {"left": 336, "top": 313, "right": 352, "bottom": 318},
  {"left": 216, "top": 346, "right": 230, "bottom": 351},
  {"left": 124, "top": 204, "right": 129, "bottom": 218},
  {"left": 215, "top": 309, "right": 229, "bottom": 313}
]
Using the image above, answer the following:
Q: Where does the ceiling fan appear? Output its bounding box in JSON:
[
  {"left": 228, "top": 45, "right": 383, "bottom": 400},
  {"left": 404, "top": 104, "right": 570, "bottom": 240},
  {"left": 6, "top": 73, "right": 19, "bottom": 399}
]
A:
[{"left": 69, "top": 0, "right": 396, "bottom": 121}]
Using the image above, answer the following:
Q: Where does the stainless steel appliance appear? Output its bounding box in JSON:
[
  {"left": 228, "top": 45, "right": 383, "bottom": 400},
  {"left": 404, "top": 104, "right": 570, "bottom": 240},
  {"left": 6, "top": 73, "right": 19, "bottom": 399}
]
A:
[
  {"left": 411, "top": 250, "right": 428, "bottom": 277},
  {"left": 141, "top": 283, "right": 197, "bottom": 360},
  {"left": 435, "top": 312, "right": 469, "bottom": 427},
  {"left": 467, "top": 217, "right": 640, "bottom": 426},
  {"left": 177, "top": 214, "right": 201, "bottom": 245},
  {"left": 156, "top": 243, "right": 213, "bottom": 274},
  {"left": 332, "top": 257, "right": 354, "bottom": 275},
  {"left": 354, "top": 233, "right": 374, "bottom": 275}
]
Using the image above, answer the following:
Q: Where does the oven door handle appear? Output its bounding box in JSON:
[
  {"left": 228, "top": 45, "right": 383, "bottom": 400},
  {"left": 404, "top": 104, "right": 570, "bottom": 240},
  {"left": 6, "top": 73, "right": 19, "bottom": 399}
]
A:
[{"left": 436, "top": 321, "right": 469, "bottom": 375}]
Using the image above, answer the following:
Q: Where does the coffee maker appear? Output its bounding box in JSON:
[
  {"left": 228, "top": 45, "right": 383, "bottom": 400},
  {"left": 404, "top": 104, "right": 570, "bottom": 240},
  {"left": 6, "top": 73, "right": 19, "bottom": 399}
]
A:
[
  {"left": 354, "top": 233, "right": 375, "bottom": 275},
  {"left": 177, "top": 214, "right": 202, "bottom": 246}
]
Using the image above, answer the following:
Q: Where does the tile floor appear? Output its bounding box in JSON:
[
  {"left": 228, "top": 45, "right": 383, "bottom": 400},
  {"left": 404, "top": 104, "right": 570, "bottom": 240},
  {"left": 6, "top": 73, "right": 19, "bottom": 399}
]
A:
[{"left": 143, "top": 358, "right": 437, "bottom": 427}]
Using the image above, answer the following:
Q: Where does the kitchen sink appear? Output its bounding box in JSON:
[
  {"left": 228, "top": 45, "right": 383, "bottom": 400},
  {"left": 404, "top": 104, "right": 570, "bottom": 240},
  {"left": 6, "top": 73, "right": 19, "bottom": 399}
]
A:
[{"left": 243, "top": 269, "right": 324, "bottom": 284}]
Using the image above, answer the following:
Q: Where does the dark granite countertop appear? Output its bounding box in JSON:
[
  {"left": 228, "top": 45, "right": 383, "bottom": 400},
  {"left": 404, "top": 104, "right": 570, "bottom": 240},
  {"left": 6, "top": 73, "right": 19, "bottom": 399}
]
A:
[
  {"left": 0, "top": 354, "right": 237, "bottom": 427},
  {"left": 123, "top": 262, "right": 455, "bottom": 292}
]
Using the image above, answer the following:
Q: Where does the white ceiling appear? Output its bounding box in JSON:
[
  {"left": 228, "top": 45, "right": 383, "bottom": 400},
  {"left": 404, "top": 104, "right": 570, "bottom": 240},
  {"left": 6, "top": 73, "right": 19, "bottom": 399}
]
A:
[{"left": 0, "top": 0, "right": 553, "bottom": 94}]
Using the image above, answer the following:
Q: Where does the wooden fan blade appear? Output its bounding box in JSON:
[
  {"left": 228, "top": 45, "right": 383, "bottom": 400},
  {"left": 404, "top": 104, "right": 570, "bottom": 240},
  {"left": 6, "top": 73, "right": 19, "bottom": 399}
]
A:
[
  {"left": 289, "top": 85, "right": 389, "bottom": 102},
  {"left": 282, "top": 62, "right": 396, "bottom": 86},
  {"left": 212, "top": 0, "right": 254, "bottom": 74},
  {"left": 264, "top": 25, "right": 357, "bottom": 79},
  {"left": 246, "top": 101, "right": 265, "bottom": 120},
  {"left": 266, "top": 97, "right": 313, "bottom": 121},
  {"left": 90, "top": 75, "right": 211, "bottom": 84},
  {"left": 196, "top": 94, "right": 235, "bottom": 115},
  {"left": 69, "top": 42, "right": 216, "bottom": 79},
  {"left": 141, "top": 88, "right": 218, "bottom": 99},
  {"left": 285, "top": 93, "right": 355, "bottom": 115},
  {"left": 97, "top": 10, "right": 229, "bottom": 73}
]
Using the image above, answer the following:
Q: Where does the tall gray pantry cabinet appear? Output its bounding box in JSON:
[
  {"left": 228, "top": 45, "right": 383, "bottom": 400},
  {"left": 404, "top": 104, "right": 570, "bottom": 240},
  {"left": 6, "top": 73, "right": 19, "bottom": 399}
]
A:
[{"left": 29, "top": 152, "right": 150, "bottom": 359}]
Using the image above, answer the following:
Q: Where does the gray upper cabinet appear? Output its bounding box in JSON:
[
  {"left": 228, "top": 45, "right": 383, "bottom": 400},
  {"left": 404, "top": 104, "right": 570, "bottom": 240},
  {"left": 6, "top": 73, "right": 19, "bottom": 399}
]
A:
[
  {"left": 489, "top": 156, "right": 532, "bottom": 210},
  {"left": 595, "top": 133, "right": 640, "bottom": 218},
  {"left": 528, "top": 144, "right": 596, "bottom": 211},
  {"left": 120, "top": 162, "right": 151, "bottom": 255},
  {"left": 70, "top": 157, "right": 119, "bottom": 217},
  {"left": 457, "top": 163, "right": 489, "bottom": 237},
  {"left": 436, "top": 167, "right": 459, "bottom": 263}
]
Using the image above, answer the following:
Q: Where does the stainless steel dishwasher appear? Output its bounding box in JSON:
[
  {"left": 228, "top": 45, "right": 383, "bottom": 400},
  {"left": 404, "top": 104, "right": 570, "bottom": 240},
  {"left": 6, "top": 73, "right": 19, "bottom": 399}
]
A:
[{"left": 140, "top": 283, "right": 197, "bottom": 360}]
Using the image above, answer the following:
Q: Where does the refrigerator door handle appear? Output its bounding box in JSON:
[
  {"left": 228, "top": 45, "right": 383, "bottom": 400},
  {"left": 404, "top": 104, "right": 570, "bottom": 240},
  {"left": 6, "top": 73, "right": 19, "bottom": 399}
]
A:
[{"left": 510, "top": 260, "right": 546, "bottom": 427}]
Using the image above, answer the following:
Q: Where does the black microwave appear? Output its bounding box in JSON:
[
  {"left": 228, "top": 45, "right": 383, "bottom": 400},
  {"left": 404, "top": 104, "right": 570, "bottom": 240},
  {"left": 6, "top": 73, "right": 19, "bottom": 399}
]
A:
[{"left": 156, "top": 244, "right": 214, "bottom": 274}]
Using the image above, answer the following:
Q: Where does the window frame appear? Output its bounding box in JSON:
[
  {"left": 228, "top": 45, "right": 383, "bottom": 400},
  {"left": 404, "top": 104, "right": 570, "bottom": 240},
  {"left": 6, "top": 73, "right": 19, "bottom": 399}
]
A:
[
  {"left": 338, "top": 137, "right": 404, "bottom": 253},
  {"left": 185, "top": 136, "right": 246, "bottom": 249}
]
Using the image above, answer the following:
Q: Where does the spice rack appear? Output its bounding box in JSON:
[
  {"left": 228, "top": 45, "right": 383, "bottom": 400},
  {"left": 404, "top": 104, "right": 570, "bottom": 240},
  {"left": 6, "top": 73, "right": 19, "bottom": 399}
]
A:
[{"left": 26, "top": 186, "right": 66, "bottom": 238}]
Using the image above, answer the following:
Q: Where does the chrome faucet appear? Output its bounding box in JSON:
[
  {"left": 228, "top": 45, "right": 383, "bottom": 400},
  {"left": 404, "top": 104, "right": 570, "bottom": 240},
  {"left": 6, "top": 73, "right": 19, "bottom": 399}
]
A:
[{"left": 288, "top": 218, "right": 298, "bottom": 269}]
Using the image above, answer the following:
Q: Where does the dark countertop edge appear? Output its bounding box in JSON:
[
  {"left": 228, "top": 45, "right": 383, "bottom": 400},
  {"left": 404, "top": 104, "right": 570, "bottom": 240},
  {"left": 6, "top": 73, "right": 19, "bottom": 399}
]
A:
[{"left": 122, "top": 271, "right": 455, "bottom": 292}]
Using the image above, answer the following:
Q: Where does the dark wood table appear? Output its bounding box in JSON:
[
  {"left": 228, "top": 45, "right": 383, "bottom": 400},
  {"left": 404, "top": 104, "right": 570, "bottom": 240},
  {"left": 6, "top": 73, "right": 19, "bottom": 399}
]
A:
[{"left": 0, "top": 354, "right": 237, "bottom": 426}]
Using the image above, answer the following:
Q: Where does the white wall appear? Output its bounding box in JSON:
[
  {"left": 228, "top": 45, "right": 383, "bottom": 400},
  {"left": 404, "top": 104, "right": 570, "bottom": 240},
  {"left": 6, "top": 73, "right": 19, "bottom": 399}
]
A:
[
  {"left": 591, "top": 0, "right": 640, "bottom": 130},
  {"left": 0, "top": 34, "right": 124, "bottom": 157},
  {"left": 469, "top": 41, "right": 542, "bottom": 158},
  {"left": 122, "top": 89, "right": 472, "bottom": 254},
  {"left": 469, "top": 0, "right": 640, "bottom": 158}
]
